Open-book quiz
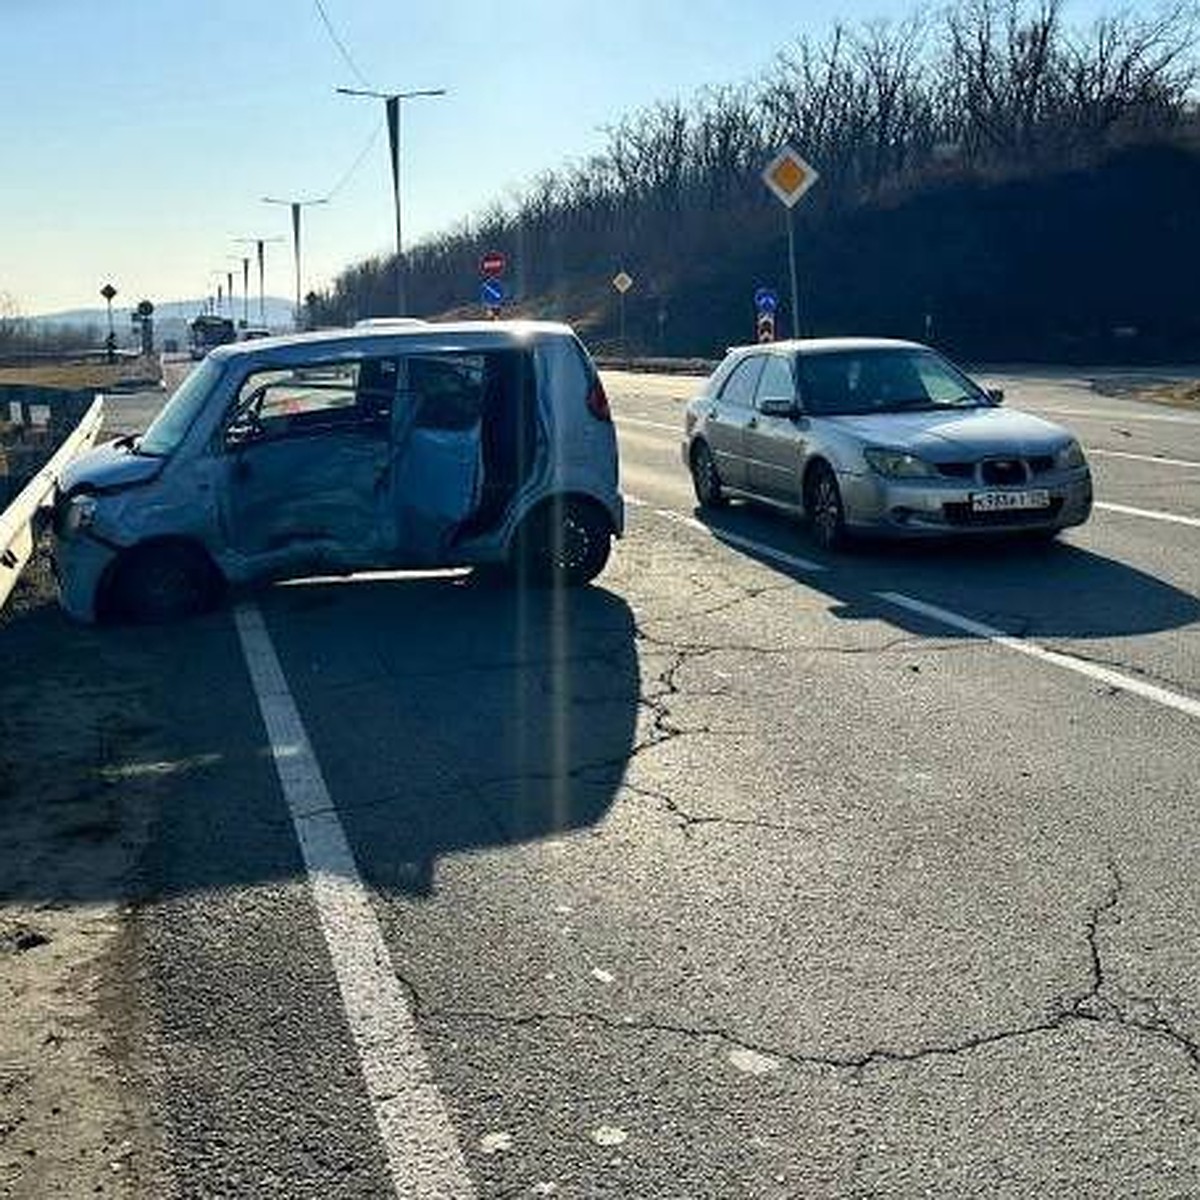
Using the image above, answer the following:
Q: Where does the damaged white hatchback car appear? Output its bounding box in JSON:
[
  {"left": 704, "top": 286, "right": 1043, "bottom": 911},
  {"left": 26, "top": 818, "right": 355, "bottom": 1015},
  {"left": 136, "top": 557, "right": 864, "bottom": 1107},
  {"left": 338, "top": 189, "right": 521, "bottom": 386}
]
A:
[{"left": 53, "top": 321, "right": 623, "bottom": 622}]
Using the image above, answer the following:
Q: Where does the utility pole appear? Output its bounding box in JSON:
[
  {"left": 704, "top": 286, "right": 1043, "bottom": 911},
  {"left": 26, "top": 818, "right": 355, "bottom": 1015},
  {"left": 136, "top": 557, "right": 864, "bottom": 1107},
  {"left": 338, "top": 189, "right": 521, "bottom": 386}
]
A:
[
  {"left": 234, "top": 237, "right": 283, "bottom": 328},
  {"left": 336, "top": 86, "right": 446, "bottom": 316},
  {"left": 263, "top": 196, "right": 328, "bottom": 329}
]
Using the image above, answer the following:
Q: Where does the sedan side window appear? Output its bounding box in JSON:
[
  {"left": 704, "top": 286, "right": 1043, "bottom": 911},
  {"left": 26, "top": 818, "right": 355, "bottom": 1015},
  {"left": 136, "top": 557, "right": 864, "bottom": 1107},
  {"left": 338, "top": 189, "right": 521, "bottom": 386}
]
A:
[
  {"left": 754, "top": 356, "right": 797, "bottom": 409},
  {"left": 718, "top": 356, "right": 765, "bottom": 408}
]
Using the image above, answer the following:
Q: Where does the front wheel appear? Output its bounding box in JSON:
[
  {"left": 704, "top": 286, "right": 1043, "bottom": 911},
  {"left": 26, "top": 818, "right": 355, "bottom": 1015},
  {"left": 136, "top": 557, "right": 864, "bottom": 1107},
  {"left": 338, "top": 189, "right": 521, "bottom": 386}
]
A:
[
  {"left": 108, "top": 542, "right": 219, "bottom": 623},
  {"left": 513, "top": 498, "right": 612, "bottom": 587},
  {"left": 805, "top": 463, "right": 847, "bottom": 551}
]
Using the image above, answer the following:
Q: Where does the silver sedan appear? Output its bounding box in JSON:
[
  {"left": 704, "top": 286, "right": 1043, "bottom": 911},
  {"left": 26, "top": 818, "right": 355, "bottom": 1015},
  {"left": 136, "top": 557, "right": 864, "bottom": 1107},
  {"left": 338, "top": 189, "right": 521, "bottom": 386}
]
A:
[{"left": 682, "top": 338, "right": 1092, "bottom": 549}]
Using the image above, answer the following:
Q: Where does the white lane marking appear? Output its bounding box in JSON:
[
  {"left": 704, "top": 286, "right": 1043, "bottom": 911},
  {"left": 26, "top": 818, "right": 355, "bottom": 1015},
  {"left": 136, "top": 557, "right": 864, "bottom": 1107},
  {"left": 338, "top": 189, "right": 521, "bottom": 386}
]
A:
[
  {"left": 234, "top": 603, "right": 476, "bottom": 1200},
  {"left": 616, "top": 415, "right": 681, "bottom": 434},
  {"left": 877, "top": 591, "right": 1200, "bottom": 722},
  {"left": 1087, "top": 448, "right": 1200, "bottom": 469},
  {"left": 1032, "top": 405, "right": 1200, "bottom": 427},
  {"left": 1095, "top": 501, "right": 1200, "bottom": 529},
  {"left": 655, "top": 507, "right": 827, "bottom": 573}
]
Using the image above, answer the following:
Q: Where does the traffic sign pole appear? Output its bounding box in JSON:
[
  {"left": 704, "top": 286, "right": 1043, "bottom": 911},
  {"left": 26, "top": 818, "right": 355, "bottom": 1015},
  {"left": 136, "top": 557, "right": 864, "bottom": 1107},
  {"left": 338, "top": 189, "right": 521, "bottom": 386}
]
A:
[{"left": 787, "top": 207, "right": 800, "bottom": 339}]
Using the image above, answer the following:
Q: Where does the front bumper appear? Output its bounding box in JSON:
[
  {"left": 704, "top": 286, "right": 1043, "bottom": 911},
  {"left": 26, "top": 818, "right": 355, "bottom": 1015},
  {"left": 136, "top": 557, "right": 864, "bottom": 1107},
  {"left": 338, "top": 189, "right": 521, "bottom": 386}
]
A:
[
  {"left": 52, "top": 532, "right": 119, "bottom": 623},
  {"left": 839, "top": 467, "right": 1093, "bottom": 538}
]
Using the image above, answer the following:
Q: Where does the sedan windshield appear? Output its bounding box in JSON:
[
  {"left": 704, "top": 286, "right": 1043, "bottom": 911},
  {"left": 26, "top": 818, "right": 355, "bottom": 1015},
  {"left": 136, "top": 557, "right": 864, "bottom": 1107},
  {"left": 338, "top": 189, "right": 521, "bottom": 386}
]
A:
[
  {"left": 799, "top": 348, "right": 989, "bottom": 416},
  {"left": 137, "top": 357, "right": 224, "bottom": 456}
]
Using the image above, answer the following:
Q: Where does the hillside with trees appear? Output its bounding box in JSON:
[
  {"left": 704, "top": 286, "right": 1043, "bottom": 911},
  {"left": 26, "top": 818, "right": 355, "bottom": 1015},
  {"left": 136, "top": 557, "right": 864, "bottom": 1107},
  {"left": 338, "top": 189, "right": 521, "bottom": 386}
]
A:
[{"left": 308, "top": 0, "right": 1200, "bottom": 363}]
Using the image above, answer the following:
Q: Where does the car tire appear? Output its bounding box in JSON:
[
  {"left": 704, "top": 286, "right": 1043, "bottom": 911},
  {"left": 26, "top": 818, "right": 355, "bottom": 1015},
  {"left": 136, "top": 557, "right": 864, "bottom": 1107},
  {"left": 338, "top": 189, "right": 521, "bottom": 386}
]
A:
[
  {"left": 514, "top": 498, "right": 612, "bottom": 587},
  {"left": 109, "top": 542, "right": 219, "bottom": 624},
  {"left": 805, "top": 462, "right": 847, "bottom": 551},
  {"left": 690, "top": 441, "right": 727, "bottom": 509}
]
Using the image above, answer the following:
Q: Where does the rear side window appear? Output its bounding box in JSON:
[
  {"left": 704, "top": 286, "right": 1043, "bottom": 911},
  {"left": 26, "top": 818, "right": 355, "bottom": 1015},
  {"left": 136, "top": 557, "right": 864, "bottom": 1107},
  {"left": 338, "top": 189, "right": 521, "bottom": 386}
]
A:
[
  {"left": 719, "top": 356, "right": 765, "bottom": 407},
  {"left": 406, "top": 354, "right": 486, "bottom": 431}
]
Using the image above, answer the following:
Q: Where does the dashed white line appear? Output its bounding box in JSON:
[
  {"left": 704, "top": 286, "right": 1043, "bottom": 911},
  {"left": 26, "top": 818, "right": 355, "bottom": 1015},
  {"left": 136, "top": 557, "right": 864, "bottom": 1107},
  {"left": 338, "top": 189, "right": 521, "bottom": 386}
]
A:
[
  {"left": 616, "top": 415, "right": 680, "bottom": 434},
  {"left": 1087, "top": 448, "right": 1200, "bottom": 469},
  {"left": 877, "top": 591, "right": 1200, "bottom": 722},
  {"left": 1095, "top": 501, "right": 1200, "bottom": 529},
  {"left": 626, "top": 494, "right": 826, "bottom": 573},
  {"left": 1032, "top": 405, "right": 1200, "bottom": 427},
  {"left": 234, "top": 603, "right": 476, "bottom": 1200}
]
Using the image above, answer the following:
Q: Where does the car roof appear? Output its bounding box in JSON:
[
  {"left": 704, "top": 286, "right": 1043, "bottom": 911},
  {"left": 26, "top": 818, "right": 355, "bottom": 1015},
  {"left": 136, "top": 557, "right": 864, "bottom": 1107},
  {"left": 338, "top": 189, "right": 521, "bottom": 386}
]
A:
[
  {"left": 207, "top": 319, "right": 577, "bottom": 363},
  {"left": 727, "top": 337, "right": 926, "bottom": 357}
]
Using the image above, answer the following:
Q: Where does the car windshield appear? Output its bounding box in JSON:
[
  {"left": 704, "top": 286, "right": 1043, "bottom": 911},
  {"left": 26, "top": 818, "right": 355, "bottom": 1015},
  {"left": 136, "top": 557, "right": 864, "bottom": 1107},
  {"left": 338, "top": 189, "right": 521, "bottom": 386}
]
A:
[
  {"left": 799, "top": 348, "right": 989, "bottom": 416},
  {"left": 136, "top": 357, "right": 223, "bottom": 456}
]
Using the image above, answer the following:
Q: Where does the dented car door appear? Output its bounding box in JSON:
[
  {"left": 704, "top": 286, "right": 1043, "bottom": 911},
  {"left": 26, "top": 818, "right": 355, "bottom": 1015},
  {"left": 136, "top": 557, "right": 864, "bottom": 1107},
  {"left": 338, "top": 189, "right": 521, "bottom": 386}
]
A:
[{"left": 219, "top": 358, "right": 396, "bottom": 578}]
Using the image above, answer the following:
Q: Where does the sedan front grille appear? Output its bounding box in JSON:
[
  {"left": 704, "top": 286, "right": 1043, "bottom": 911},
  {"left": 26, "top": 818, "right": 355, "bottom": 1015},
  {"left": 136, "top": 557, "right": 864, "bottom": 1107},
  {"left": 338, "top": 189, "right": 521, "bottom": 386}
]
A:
[
  {"left": 935, "top": 462, "right": 974, "bottom": 479},
  {"left": 980, "top": 458, "right": 1029, "bottom": 486}
]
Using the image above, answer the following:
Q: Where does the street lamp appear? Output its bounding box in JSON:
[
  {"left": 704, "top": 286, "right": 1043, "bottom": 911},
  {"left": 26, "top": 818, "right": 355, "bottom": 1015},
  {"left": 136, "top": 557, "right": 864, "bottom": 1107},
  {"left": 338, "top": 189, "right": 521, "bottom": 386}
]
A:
[
  {"left": 228, "top": 255, "right": 251, "bottom": 327},
  {"left": 263, "top": 196, "right": 328, "bottom": 329},
  {"left": 233, "top": 236, "right": 284, "bottom": 327},
  {"left": 336, "top": 86, "right": 446, "bottom": 316}
]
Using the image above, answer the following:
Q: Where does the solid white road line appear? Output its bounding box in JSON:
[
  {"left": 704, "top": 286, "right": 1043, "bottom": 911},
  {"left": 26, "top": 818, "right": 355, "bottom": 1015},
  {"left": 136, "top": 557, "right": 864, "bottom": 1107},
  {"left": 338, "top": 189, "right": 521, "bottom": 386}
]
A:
[
  {"left": 1095, "top": 501, "right": 1200, "bottom": 529},
  {"left": 1087, "top": 448, "right": 1200, "bottom": 469},
  {"left": 234, "top": 604, "right": 476, "bottom": 1200},
  {"left": 878, "top": 591, "right": 1200, "bottom": 722},
  {"left": 653, "top": 507, "right": 827, "bottom": 573}
]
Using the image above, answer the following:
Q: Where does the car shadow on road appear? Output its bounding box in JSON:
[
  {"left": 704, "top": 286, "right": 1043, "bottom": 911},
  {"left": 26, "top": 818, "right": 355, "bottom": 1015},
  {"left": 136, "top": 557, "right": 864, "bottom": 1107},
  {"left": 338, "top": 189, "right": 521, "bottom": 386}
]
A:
[
  {"left": 691, "top": 501, "right": 1200, "bottom": 639},
  {"left": 0, "top": 575, "right": 640, "bottom": 908}
]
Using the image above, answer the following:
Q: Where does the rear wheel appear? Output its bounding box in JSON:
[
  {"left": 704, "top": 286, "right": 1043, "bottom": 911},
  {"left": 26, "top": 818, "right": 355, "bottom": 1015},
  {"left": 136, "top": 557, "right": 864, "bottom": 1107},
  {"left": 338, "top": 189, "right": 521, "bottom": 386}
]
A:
[
  {"left": 690, "top": 441, "right": 727, "bottom": 509},
  {"left": 805, "top": 462, "right": 847, "bottom": 551},
  {"left": 108, "top": 543, "right": 219, "bottom": 623},
  {"left": 513, "top": 498, "right": 612, "bottom": 587}
]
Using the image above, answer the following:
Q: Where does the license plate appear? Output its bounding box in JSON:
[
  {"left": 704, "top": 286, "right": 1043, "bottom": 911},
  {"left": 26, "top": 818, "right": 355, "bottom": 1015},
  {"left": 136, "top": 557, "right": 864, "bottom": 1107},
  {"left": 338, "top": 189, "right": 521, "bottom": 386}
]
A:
[{"left": 970, "top": 490, "right": 1051, "bottom": 512}]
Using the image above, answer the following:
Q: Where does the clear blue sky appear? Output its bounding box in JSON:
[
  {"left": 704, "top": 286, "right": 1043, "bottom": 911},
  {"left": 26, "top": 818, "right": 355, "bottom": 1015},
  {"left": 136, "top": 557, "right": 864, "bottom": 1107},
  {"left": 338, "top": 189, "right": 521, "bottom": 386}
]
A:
[{"left": 2, "top": 0, "right": 1111, "bottom": 316}]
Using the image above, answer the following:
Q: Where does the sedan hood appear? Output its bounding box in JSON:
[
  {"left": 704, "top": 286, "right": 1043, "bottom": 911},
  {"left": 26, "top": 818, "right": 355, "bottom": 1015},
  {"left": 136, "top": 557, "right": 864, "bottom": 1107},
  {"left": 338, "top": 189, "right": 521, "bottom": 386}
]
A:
[
  {"left": 827, "top": 407, "right": 1069, "bottom": 458},
  {"left": 58, "top": 438, "right": 165, "bottom": 494}
]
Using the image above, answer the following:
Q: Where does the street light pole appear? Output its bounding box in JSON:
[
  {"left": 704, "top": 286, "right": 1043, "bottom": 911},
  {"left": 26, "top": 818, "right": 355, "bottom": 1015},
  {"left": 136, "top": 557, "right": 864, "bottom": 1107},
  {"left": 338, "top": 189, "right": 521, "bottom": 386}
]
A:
[
  {"left": 234, "top": 237, "right": 283, "bottom": 328},
  {"left": 336, "top": 86, "right": 446, "bottom": 316},
  {"left": 263, "top": 196, "right": 328, "bottom": 329}
]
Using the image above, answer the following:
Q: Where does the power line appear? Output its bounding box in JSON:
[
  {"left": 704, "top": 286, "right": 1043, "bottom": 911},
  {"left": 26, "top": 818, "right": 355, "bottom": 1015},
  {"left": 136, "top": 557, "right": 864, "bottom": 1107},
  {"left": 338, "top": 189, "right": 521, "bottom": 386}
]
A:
[
  {"left": 312, "top": 0, "right": 372, "bottom": 89},
  {"left": 323, "top": 117, "right": 385, "bottom": 201}
]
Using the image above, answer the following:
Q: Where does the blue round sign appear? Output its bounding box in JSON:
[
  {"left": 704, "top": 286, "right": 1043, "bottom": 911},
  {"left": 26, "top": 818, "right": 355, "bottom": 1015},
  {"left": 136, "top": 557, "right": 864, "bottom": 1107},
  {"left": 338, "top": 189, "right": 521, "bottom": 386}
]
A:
[
  {"left": 754, "top": 287, "right": 778, "bottom": 313},
  {"left": 481, "top": 279, "right": 505, "bottom": 306}
]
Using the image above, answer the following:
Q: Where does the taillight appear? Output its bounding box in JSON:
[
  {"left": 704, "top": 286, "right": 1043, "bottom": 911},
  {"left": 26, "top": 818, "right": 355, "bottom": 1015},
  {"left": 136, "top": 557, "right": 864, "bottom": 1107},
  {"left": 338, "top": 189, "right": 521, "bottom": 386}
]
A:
[{"left": 586, "top": 376, "right": 611, "bottom": 422}]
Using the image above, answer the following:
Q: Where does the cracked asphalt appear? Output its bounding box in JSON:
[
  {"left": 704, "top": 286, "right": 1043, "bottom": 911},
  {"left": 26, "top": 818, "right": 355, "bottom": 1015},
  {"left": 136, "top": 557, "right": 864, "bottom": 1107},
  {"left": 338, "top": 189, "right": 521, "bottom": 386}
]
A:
[{"left": 17, "top": 368, "right": 1200, "bottom": 1196}]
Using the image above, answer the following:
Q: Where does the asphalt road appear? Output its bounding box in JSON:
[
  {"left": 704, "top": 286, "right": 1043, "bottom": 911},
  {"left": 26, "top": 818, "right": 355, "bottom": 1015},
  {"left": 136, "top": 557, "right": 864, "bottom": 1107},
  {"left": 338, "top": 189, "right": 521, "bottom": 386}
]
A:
[{"left": 40, "top": 366, "right": 1200, "bottom": 1195}]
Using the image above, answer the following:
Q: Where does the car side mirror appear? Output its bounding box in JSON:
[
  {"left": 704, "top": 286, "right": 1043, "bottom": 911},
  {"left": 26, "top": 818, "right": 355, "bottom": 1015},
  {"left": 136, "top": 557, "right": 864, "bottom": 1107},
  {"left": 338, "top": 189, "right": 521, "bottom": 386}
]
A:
[
  {"left": 986, "top": 388, "right": 1005, "bottom": 405},
  {"left": 758, "top": 396, "right": 800, "bottom": 419}
]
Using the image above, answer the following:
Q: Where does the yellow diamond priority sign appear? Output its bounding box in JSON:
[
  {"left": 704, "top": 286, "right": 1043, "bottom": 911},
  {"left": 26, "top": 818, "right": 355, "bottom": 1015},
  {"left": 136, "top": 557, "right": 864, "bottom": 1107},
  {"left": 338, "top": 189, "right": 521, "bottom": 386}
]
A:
[{"left": 762, "top": 146, "right": 819, "bottom": 208}]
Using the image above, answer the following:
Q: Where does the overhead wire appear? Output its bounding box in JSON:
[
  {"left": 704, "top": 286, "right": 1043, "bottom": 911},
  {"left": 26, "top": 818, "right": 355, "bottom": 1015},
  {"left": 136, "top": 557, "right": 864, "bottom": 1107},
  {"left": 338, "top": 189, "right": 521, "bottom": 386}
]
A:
[
  {"left": 322, "top": 117, "right": 385, "bottom": 201},
  {"left": 311, "top": 0, "right": 372, "bottom": 89}
]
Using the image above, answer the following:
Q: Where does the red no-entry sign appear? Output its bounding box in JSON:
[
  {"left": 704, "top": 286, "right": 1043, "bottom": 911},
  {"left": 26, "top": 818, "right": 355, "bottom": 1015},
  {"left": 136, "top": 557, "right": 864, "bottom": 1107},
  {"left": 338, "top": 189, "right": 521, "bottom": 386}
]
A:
[{"left": 480, "top": 252, "right": 506, "bottom": 277}]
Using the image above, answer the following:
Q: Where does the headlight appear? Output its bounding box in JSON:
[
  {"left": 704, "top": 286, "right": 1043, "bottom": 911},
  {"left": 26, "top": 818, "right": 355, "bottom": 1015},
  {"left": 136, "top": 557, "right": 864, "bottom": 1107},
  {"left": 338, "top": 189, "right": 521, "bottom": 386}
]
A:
[
  {"left": 63, "top": 494, "right": 97, "bottom": 537},
  {"left": 1055, "top": 439, "right": 1087, "bottom": 470},
  {"left": 863, "top": 448, "right": 938, "bottom": 479}
]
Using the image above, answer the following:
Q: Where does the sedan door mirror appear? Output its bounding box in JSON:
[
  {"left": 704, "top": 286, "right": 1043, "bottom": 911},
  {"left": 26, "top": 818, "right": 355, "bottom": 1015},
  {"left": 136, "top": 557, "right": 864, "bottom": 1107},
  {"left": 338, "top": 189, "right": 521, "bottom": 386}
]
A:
[
  {"left": 758, "top": 396, "right": 800, "bottom": 419},
  {"left": 986, "top": 387, "right": 1005, "bottom": 405}
]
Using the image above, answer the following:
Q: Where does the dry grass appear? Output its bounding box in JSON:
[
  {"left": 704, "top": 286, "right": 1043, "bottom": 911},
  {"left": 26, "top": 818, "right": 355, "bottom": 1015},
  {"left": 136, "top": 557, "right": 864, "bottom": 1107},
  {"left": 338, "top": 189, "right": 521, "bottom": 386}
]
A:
[
  {"left": 0, "top": 356, "right": 161, "bottom": 390},
  {"left": 1138, "top": 381, "right": 1200, "bottom": 410}
]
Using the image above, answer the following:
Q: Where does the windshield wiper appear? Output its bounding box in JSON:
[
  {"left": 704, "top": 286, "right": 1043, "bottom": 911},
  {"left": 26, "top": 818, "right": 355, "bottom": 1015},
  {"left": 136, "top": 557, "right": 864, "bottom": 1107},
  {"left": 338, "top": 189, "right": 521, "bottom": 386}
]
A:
[{"left": 881, "top": 398, "right": 941, "bottom": 411}]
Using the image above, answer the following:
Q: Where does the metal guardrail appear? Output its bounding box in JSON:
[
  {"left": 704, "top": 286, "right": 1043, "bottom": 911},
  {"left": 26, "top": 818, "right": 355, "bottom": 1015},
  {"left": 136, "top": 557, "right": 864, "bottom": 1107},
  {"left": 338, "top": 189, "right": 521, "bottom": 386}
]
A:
[{"left": 0, "top": 397, "right": 105, "bottom": 611}]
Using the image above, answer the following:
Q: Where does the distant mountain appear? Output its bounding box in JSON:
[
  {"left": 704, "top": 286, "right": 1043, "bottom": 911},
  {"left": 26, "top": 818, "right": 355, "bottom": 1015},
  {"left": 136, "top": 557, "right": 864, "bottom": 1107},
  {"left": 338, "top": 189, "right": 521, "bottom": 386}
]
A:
[{"left": 30, "top": 296, "right": 297, "bottom": 330}]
